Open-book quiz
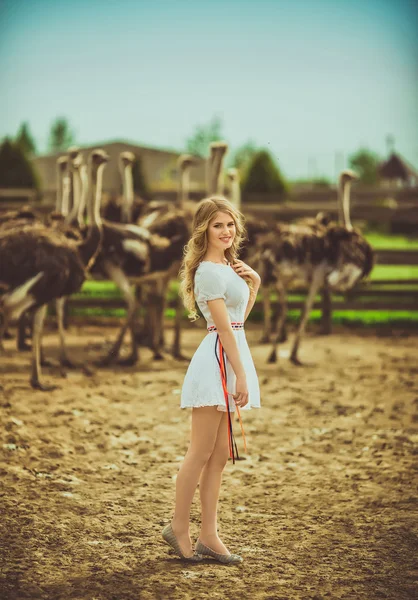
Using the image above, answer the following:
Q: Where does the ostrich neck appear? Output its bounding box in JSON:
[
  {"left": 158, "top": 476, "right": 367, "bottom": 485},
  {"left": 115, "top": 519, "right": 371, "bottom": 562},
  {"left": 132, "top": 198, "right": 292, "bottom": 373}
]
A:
[
  {"left": 77, "top": 165, "right": 88, "bottom": 228},
  {"left": 120, "top": 165, "right": 128, "bottom": 223},
  {"left": 124, "top": 165, "right": 134, "bottom": 223},
  {"left": 61, "top": 174, "right": 71, "bottom": 217},
  {"left": 66, "top": 169, "right": 81, "bottom": 225},
  {"left": 56, "top": 168, "right": 63, "bottom": 212},
  {"left": 342, "top": 180, "right": 353, "bottom": 230},
  {"left": 178, "top": 167, "right": 190, "bottom": 207},
  {"left": 231, "top": 179, "right": 241, "bottom": 210},
  {"left": 209, "top": 151, "right": 223, "bottom": 195},
  {"left": 77, "top": 161, "right": 104, "bottom": 268}
]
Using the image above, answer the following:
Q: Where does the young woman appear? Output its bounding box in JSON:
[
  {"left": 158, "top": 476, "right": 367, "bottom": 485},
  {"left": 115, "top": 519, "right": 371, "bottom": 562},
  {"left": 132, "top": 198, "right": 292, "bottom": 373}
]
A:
[{"left": 162, "top": 196, "right": 261, "bottom": 564}]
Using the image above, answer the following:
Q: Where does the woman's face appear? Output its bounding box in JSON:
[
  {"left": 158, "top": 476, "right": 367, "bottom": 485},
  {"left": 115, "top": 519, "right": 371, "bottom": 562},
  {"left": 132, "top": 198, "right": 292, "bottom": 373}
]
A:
[{"left": 207, "top": 211, "right": 236, "bottom": 252}]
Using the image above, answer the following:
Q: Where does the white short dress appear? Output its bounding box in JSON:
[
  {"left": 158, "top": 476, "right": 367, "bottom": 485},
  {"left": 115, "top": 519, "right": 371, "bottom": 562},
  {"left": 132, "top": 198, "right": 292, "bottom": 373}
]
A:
[{"left": 181, "top": 261, "right": 261, "bottom": 413}]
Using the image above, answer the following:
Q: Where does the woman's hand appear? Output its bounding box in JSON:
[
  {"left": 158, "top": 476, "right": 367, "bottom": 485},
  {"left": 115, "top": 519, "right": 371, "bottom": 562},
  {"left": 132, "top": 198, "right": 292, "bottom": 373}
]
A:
[
  {"left": 232, "top": 375, "right": 249, "bottom": 408},
  {"left": 232, "top": 259, "right": 261, "bottom": 287}
]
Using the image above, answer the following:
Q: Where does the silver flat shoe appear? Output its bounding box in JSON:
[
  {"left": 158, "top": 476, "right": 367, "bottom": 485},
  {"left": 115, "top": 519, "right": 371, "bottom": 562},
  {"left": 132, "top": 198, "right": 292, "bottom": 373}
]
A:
[
  {"left": 162, "top": 523, "right": 203, "bottom": 561},
  {"left": 195, "top": 539, "right": 243, "bottom": 564}
]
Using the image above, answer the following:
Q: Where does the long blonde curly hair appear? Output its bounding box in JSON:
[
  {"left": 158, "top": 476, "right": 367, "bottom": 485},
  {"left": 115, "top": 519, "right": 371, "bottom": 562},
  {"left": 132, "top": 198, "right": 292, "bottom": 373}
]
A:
[{"left": 179, "top": 195, "right": 247, "bottom": 321}]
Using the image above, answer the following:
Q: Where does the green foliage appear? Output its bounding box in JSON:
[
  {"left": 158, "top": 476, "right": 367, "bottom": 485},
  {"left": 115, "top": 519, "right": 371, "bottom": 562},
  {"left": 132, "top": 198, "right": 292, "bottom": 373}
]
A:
[
  {"left": 231, "top": 140, "right": 258, "bottom": 171},
  {"left": 132, "top": 154, "right": 151, "bottom": 199},
  {"left": 0, "top": 137, "right": 40, "bottom": 190},
  {"left": 15, "top": 122, "right": 37, "bottom": 156},
  {"left": 48, "top": 117, "right": 75, "bottom": 153},
  {"left": 242, "top": 149, "right": 288, "bottom": 199},
  {"left": 349, "top": 148, "right": 381, "bottom": 184},
  {"left": 186, "top": 115, "right": 224, "bottom": 157}
]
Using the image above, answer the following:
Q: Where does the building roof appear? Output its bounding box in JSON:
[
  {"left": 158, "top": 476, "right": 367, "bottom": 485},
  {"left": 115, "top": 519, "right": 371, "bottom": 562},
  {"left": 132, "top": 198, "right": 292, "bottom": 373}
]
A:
[
  {"left": 379, "top": 152, "right": 418, "bottom": 180},
  {"left": 36, "top": 139, "right": 189, "bottom": 160},
  {"left": 31, "top": 140, "right": 206, "bottom": 194}
]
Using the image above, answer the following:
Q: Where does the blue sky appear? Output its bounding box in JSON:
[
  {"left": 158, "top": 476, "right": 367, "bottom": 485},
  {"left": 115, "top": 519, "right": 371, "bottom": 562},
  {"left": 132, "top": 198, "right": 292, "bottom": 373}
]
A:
[{"left": 1, "top": 0, "right": 417, "bottom": 179}]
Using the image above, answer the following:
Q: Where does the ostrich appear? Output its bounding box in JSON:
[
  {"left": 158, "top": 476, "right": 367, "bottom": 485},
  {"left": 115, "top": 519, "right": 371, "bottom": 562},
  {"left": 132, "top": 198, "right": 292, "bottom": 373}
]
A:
[
  {"left": 0, "top": 149, "right": 107, "bottom": 389},
  {"left": 0, "top": 206, "right": 42, "bottom": 347},
  {"left": 13, "top": 152, "right": 85, "bottom": 355},
  {"left": 254, "top": 169, "right": 374, "bottom": 365},
  {"left": 72, "top": 151, "right": 195, "bottom": 366},
  {"left": 103, "top": 151, "right": 145, "bottom": 224},
  {"left": 134, "top": 152, "right": 198, "bottom": 360},
  {"left": 227, "top": 167, "right": 241, "bottom": 211},
  {"left": 207, "top": 141, "right": 228, "bottom": 194},
  {"left": 225, "top": 166, "right": 274, "bottom": 341}
]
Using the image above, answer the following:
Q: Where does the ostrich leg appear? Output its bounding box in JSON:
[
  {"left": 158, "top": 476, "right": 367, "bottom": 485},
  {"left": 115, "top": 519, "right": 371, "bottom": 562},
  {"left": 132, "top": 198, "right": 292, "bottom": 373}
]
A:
[
  {"left": 171, "top": 293, "right": 188, "bottom": 360},
  {"left": 97, "top": 262, "right": 139, "bottom": 366},
  {"left": 30, "top": 305, "right": 58, "bottom": 391},
  {"left": 289, "top": 268, "right": 325, "bottom": 365},
  {"left": 17, "top": 311, "right": 32, "bottom": 351},
  {"left": 148, "top": 280, "right": 167, "bottom": 361},
  {"left": 267, "top": 281, "right": 288, "bottom": 363},
  {"left": 56, "top": 297, "right": 94, "bottom": 375},
  {"left": 319, "top": 282, "right": 332, "bottom": 335}
]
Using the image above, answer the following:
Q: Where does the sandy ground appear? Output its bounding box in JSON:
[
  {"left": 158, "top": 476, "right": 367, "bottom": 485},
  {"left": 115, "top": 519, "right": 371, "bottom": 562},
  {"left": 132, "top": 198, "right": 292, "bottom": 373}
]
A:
[{"left": 0, "top": 321, "right": 417, "bottom": 600}]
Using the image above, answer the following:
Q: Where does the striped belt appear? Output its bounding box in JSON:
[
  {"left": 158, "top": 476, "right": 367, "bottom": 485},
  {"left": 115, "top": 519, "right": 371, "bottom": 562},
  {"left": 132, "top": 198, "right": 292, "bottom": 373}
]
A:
[
  {"left": 207, "top": 321, "right": 244, "bottom": 333},
  {"left": 209, "top": 322, "right": 247, "bottom": 464}
]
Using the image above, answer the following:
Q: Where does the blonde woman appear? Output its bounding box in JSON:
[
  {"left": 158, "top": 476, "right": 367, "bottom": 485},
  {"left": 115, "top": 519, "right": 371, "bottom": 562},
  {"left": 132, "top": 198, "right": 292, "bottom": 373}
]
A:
[{"left": 162, "top": 196, "right": 261, "bottom": 564}]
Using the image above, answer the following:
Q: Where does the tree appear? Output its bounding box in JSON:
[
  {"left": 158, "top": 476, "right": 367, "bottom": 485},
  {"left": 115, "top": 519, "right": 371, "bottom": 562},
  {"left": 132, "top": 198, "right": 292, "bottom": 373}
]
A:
[
  {"left": 15, "top": 122, "right": 37, "bottom": 156},
  {"left": 349, "top": 148, "right": 381, "bottom": 185},
  {"left": 186, "top": 115, "right": 224, "bottom": 157},
  {"left": 242, "top": 149, "right": 288, "bottom": 200},
  {"left": 231, "top": 140, "right": 258, "bottom": 172},
  {"left": 0, "top": 138, "right": 40, "bottom": 190},
  {"left": 48, "top": 117, "right": 75, "bottom": 153}
]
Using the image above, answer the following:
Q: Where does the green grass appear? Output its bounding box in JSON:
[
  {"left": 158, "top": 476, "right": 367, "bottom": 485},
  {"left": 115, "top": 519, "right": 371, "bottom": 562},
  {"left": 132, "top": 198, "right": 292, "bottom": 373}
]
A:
[
  {"left": 73, "top": 232, "right": 418, "bottom": 325},
  {"left": 364, "top": 231, "right": 418, "bottom": 250},
  {"left": 371, "top": 265, "right": 418, "bottom": 280},
  {"left": 79, "top": 265, "right": 418, "bottom": 300},
  {"left": 68, "top": 306, "right": 418, "bottom": 327}
]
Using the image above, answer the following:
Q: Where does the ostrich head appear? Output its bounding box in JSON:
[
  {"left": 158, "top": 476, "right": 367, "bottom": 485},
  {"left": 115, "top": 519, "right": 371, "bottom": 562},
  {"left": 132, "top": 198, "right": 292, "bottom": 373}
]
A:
[
  {"left": 209, "top": 141, "right": 228, "bottom": 162},
  {"left": 90, "top": 148, "right": 109, "bottom": 167},
  {"left": 339, "top": 169, "right": 358, "bottom": 185},
  {"left": 88, "top": 149, "right": 109, "bottom": 225},
  {"left": 227, "top": 167, "right": 239, "bottom": 184},
  {"left": 119, "top": 151, "right": 136, "bottom": 170},
  {"left": 57, "top": 155, "right": 69, "bottom": 173},
  {"left": 177, "top": 154, "right": 196, "bottom": 171},
  {"left": 68, "top": 146, "right": 81, "bottom": 161}
]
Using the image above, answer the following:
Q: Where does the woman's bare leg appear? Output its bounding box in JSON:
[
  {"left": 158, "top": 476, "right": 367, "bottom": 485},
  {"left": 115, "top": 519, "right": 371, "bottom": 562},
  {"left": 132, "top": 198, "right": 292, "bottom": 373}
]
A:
[
  {"left": 197, "top": 411, "right": 231, "bottom": 554},
  {"left": 171, "top": 406, "right": 223, "bottom": 557}
]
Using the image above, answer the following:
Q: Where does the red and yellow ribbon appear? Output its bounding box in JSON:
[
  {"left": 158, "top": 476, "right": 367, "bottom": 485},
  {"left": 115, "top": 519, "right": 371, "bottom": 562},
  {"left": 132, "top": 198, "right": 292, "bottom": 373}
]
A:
[{"left": 210, "top": 322, "right": 247, "bottom": 464}]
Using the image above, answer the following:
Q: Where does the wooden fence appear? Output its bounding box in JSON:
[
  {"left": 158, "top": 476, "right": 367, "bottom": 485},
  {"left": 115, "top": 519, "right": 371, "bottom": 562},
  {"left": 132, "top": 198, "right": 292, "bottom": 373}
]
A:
[{"left": 67, "top": 249, "right": 418, "bottom": 323}]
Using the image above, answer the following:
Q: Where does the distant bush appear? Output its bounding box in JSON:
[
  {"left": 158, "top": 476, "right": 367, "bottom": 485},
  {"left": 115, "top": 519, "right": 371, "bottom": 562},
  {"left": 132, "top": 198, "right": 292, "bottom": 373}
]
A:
[
  {"left": 349, "top": 148, "right": 381, "bottom": 185},
  {"left": 0, "top": 138, "right": 40, "bottom": 190},
  {"left": 242, "top": 149, "right": 288, "bottom": 201}
]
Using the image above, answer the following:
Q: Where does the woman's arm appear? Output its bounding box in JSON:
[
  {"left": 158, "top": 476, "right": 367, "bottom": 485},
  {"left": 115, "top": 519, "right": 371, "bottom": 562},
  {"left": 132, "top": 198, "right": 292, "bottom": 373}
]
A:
[
  {"left": 206, "top": 298, "right": 249, "bottom": 407},
  {"left": 232, "top": 260, "right": 261, "bottom": 321}
]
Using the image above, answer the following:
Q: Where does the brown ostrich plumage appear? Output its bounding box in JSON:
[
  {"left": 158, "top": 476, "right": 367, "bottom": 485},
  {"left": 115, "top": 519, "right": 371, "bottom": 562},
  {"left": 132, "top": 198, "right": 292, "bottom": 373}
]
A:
[
  {"left": 252, "top": 172, "right": 375, "bottom": 364},
  {"left": 0, "top": 225, "right": 86, "bottom": 306}
]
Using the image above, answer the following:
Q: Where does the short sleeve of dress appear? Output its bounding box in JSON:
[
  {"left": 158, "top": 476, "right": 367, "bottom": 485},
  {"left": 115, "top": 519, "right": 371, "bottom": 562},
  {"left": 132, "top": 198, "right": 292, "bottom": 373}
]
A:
[{"left": 195, "top": 268, "right": 227, "bottom": 303}]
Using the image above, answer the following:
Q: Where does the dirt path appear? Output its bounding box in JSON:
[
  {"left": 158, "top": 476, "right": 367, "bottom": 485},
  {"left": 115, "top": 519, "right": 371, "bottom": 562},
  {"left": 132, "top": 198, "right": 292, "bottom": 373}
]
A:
[{"left": 1, "top": 324, "right": 417, "bottom": 600}]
